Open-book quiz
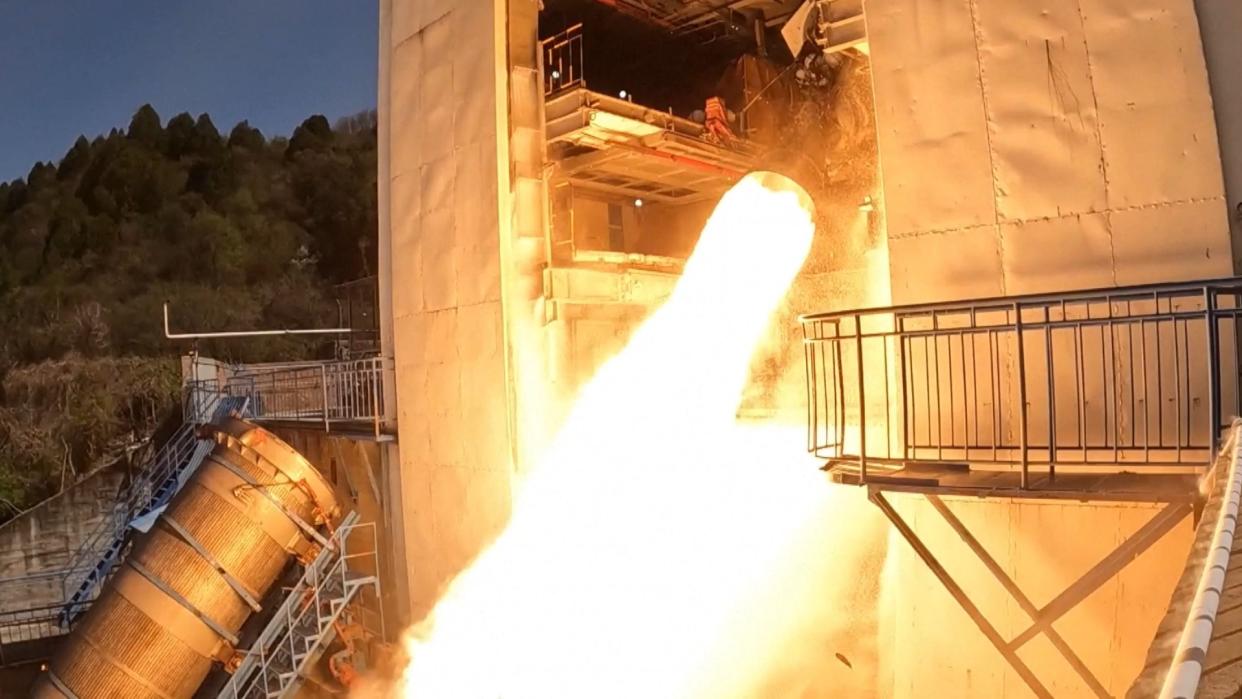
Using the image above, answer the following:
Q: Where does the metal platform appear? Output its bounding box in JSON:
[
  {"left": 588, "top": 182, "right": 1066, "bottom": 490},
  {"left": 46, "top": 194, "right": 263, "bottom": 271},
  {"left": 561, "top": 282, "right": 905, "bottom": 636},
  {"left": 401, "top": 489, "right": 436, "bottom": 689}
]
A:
[
  {"left": 545, "top": 87, "right": 760, "bottom": 204},
  {"left": 828, "top": 462, "right": 1201, "bottom": 504},
  {"left": 802, "top": 277, "right": 1242, "bottom": 496},
  {"left": 800, "top": 277, "right": 1242, "bottom": 698},
  {"left": 188, "top": 356, "right": 393, "bottom": 439}
]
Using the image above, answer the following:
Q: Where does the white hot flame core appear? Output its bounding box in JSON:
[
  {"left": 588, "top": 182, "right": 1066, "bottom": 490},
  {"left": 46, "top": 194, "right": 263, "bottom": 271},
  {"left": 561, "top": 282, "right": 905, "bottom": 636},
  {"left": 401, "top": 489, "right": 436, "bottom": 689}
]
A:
[{"left": 396, "top": 172, "right": 842, "bottom": 699}]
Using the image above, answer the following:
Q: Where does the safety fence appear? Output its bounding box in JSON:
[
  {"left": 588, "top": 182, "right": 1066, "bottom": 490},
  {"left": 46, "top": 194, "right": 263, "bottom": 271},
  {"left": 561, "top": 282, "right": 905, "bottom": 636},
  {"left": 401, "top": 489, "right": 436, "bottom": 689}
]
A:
[
  {"left": 802, "top": 277, "right": 1242, "bottom": 485},
  {"left": 542, "top": 23, "right": 585, "bottom": 96},
  {"left": 192, "top": 357, "right": 390, "bottom": 436}
]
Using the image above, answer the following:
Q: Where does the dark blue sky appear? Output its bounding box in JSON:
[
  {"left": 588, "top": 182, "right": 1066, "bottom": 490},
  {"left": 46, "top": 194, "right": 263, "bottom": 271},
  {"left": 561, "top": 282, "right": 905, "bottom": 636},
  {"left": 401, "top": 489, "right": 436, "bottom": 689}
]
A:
[{"left": 0, "top": 1, "right": 378, "bottom": 181}]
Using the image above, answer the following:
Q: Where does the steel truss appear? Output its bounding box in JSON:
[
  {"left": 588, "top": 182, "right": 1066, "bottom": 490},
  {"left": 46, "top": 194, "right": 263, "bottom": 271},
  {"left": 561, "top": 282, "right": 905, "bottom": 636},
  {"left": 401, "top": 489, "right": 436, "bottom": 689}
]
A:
[{"left": 871, "top": 489, "right": 1193, "bottom": 698}]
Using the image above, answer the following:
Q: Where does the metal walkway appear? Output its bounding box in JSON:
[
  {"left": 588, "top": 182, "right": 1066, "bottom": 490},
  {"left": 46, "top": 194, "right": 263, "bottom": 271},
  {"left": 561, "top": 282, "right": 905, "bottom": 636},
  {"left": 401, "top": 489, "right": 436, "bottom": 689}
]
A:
[
  {"left": 801, "top": 276, "right": 1242, "bottom": 698},
  {"left": 188, "top": 356, "right": 392, "bottom": 439}
]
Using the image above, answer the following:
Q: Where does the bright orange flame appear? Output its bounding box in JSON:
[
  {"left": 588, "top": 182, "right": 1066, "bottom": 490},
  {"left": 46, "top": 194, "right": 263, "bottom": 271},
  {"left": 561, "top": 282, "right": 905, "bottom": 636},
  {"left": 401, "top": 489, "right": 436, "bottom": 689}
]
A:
[{"left": 395, "top": 172, "right": 860, "bottom": 698}]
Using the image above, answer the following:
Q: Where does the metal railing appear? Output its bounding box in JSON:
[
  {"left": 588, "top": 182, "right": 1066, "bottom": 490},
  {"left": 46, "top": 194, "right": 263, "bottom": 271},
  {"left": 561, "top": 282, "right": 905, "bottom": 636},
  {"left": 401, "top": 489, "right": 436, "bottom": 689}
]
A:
[
  {"left": 334, "top": 276, "right": 379, "bottom": 359},
  {"left": 213, "top": 357, "right": 390, "bottom": 436},
  {"left": 0, "top": 384, "right": 234, "bottom": 665},
  {"left": 802, "top": 277, "right": 1242, "bottom": 485},
  {"left": 220, "top": 512, "right": 381, "bottom": 699},
  {"left": 0, "top": 600, "right": 91, "bottom": 667},
  {"left": 542, "top": 23, "right": 585, "bottom": 96},
  {"left": 1158, "top": 420, "right": 1242, "bottom": 697},
  {"left": 56, "top": 385, "right": 232, "bottom": 625}
]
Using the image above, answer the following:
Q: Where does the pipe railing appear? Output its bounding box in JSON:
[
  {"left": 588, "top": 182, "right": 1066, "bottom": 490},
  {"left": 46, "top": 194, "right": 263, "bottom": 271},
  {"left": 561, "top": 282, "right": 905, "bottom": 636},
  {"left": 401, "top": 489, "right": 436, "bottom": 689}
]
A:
[
  {"left": 199, "top": 357, "right": 391, "bottom": 437},
  {"left": 802, "top": 276, "right": 1242, "bottom": 485},
  {"left": 0, "top": 384, "right": 229, "bottom": 661},
  {"left": 0, "top": 600, "right": 92, "bottom": 667},
  {"left": 1160, "top": 420, "right": 1242, "bottom": 698},
  {"left": 163, "top": 302, "right": 352, "bottom": 340},
  {"left": 542, "top": 23, "right": 585, "bottom": 96}
]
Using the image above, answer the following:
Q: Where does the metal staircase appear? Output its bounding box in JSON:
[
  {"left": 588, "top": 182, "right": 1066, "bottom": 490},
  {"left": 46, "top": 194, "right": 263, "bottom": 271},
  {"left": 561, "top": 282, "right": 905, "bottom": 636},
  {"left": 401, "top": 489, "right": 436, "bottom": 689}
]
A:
[
  {"left": 58, "top": 390, "right": 249, "bottom": 625},
  {"left": 221, "top": 512, "right": 381, "bottom": 699}
]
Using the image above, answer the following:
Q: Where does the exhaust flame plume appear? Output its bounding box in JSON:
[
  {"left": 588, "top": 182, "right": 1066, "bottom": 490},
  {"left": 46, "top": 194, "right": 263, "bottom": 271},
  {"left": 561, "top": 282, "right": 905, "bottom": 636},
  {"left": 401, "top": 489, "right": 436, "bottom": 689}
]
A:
[{"left": 397, "top": 172, "right": 844, "bottom": 698}]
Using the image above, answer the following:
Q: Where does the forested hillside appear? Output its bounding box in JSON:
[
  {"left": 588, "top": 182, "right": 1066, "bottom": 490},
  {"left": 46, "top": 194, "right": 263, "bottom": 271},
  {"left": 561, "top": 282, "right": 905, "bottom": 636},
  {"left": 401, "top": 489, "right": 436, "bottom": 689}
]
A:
[{"left": 0, "top": 105, "right": 377, "bottom": 518}]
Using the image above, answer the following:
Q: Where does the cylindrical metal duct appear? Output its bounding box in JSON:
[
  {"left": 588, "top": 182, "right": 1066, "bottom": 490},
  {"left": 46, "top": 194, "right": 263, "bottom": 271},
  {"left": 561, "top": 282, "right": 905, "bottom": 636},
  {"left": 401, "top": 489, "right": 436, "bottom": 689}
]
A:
[{"left": 33, "top": 417, "right": 340, "bottom": 699}]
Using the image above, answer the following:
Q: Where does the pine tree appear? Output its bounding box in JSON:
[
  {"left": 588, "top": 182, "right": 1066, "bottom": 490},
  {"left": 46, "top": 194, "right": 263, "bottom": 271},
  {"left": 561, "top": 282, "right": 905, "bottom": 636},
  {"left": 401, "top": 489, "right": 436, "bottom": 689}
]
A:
[
  {"left": 227, "top": 121, "right": 266, "bottom": 151},
  {"left": 58, "top": 136, "right": 92, "bottom": 179},
  {"left": 127, "top": 104, "right": 163, "bottom": 147}
]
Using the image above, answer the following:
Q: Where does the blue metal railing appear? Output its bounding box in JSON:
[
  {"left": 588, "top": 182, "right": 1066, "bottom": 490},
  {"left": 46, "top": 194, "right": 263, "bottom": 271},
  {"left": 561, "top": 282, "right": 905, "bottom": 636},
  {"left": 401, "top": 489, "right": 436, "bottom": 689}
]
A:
[{"left": 55, "top": 388, "right": 246, "bottom": 626}]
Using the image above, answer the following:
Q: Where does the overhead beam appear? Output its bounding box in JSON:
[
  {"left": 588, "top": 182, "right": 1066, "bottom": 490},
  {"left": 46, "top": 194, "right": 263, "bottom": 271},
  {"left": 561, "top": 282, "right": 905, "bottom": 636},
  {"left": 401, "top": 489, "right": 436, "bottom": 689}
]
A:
[
  {"left": 565, "top": 177, "right": 685, "bottom": 203},
  {"left": 556, "top": 147, "right": 630, "bottom": 176}
]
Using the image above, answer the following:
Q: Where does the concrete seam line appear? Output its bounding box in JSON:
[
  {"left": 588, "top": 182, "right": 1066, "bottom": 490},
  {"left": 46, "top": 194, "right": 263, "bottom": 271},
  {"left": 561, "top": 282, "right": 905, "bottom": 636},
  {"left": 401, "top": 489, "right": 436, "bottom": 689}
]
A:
[{"left": 1160, "top": 420, "right": 1242, "bottom": 699}]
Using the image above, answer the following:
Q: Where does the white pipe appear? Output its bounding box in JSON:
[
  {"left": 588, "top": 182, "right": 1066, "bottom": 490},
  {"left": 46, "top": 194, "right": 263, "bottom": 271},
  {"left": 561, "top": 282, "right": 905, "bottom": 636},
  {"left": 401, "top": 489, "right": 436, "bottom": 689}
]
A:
[
  {"left": 1161, "top": 420, "right": 1242, "bottom": 699},
  {"left": 163, "top": 302, "right": 352, "bottom": 339}
]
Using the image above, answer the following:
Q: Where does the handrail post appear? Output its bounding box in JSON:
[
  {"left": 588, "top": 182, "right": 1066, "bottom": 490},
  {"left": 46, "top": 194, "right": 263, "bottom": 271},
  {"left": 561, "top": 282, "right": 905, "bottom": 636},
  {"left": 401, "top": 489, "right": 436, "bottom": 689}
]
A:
[
  {"left": 1015, "top": 302, "right": 1029, "bottom": 489},
  {"left": 1207, "top": 287, "right": 1221, "bottom": 460},
  {"left": 855, "top": 313, "right": 868, "bottom": 483},
  {"left": 1045, "top": 318, "right": 1057, "bottom": 482},
  {"left": 321, "top": 364, "right": 330, "bottom": 433},
  {"left": 897, "top": 315, "right": 909, "bottom": 462},
  {"left": 372, "top": 359, "right": 381, "bottom": 438}
]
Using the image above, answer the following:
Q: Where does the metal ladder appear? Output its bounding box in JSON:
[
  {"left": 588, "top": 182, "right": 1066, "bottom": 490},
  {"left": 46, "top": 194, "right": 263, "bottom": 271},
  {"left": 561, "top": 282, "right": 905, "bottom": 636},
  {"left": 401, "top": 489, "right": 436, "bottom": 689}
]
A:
[
  {"left": 59, "top": 391, "right": 249, "bottom": 625},
  {"left": 221, "top": 512, "right": 381, "bottom": 699}
]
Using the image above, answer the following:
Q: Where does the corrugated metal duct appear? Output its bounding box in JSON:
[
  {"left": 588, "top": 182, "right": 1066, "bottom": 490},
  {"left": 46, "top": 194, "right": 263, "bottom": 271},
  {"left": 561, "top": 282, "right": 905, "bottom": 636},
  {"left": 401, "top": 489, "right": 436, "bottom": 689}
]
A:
[{"left": 33, "top": 417, "right": 340, "bottom": 699}]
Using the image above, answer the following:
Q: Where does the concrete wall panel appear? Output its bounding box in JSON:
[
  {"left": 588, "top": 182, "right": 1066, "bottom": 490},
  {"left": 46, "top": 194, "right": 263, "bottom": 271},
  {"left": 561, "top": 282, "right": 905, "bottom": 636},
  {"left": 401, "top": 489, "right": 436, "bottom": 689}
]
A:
[
  {"left": 888, "top": 226, "right": 1004, "bottom": 303},
  {"left": 975, "top": 0, "right": 1106, "bottom": 222},
  {"left": 391, "top": 0, "right": 422, "bottom": 47},
  {"left": 1000, "top": 214, "right": 1113, "bottom": 294},
  {"left": 390, "top": 173, "right": 422, "bottom": 315},
  {"left": 420, "top": 207, "right": 457, "bottom": 311},
  {"left": 1080, "top": 0, "right": 1223, "bottom": 208},
  {"left": 1110, "top": 199, "right": 1231, "bottom": 285},
  {"left": 869, "top": 0, "right": 1230, "bottom": 304},
  {"left": 865, "top": 0, "right": 996, "bottom": 238},
  {"left": 421, "top": 153, "right": 454, "bottom": 215},
  {"left": 390, "top": 41, "right": 423, "bottom": 179}
]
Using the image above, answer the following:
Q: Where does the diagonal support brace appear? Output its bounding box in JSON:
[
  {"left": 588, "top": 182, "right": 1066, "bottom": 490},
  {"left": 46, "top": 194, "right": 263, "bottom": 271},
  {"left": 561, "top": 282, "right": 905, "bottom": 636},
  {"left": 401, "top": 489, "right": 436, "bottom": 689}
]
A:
[
  {"left": 870, "top": 489, "right": 1055, "bottom": 699},
  {"left": 1008, "top": 501, "right": 1191, "bottom": 650},
  {"left": 876, "top": 489, "right": 1192, "bottom": 699},
  {"left": 927, "top": 494, "right": 1110, "bottom": 698}
]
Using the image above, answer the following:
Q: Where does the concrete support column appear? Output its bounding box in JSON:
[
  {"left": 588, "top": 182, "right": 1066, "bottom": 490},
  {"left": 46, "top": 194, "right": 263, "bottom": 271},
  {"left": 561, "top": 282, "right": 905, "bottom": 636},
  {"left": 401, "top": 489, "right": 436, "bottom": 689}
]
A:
[
  {"left": 382, "top": 0, "right": 524, "bottom": 621},
  {"left": 505, "top": 0, "right": 554, "bottom": 472}
]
